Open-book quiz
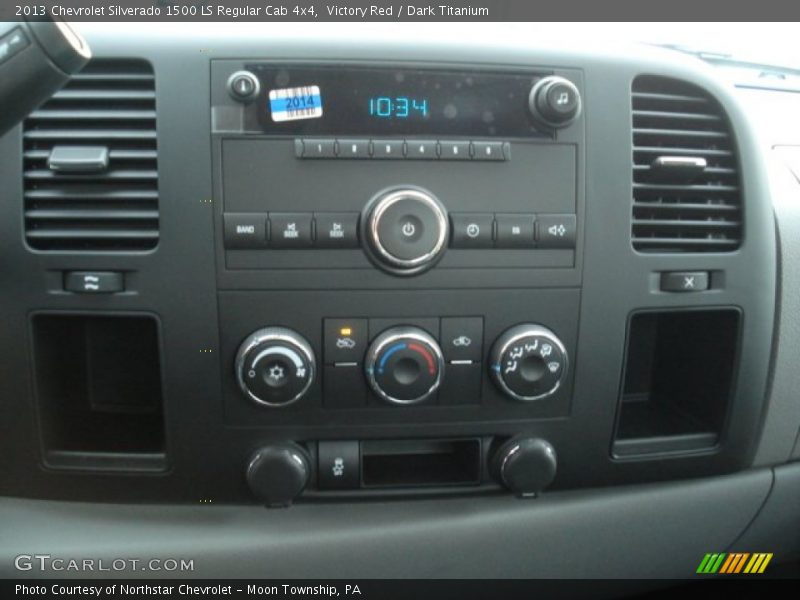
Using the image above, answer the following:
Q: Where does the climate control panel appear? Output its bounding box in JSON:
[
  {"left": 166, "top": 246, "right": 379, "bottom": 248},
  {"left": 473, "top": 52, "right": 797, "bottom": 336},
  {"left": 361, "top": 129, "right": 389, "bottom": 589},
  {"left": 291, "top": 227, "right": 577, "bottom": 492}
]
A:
[
  {"left": 232, "top": 318, "right": 569, "bottom": 410},
  {"left": 220, "top": 288, "right": 579, "bottom": 427}
]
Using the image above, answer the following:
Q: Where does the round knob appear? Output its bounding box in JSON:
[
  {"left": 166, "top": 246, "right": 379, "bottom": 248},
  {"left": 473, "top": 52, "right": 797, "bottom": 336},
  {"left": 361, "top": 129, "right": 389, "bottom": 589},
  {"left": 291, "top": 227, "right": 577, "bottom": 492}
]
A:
[
  {"left": 489, "top": 324, "right": 568, "bottom": 401},
  {"left": 491, "top": 437, "right": 557, "bottom": 497},
  {"left": 528, "top": 76, "right": 581, "bottom": 128},
  {"left": 365, "top": 326, "right": 444, "bottom": 405},
  {"left": 362, "top": 187, "right": 449, "bottom": 276},
  {"left": 227, "top": 70, "right": 260, "bottom": 102},
  {"left": 235, "top": 327, "right": 316, "bottom": 407},
  {"left": 246, "top": 443, "right": 310, "bottom": 506}
]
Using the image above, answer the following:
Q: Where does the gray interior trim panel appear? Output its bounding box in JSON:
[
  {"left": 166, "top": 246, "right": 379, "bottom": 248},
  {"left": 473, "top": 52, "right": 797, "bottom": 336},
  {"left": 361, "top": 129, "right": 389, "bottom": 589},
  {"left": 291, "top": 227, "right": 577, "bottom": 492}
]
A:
[{"left": 0, "top": 468, "right": 772, "bottom": 578}]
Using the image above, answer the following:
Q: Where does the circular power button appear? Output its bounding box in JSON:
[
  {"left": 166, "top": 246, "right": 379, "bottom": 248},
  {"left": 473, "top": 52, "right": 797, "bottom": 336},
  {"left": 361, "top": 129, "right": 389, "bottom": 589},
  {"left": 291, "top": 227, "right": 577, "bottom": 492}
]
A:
[
  {"left": 228, "top": 70, "right": 260, "bottom": 102},
  {"left": 363, "top": 188, "right": 449, "bottom": 276}
]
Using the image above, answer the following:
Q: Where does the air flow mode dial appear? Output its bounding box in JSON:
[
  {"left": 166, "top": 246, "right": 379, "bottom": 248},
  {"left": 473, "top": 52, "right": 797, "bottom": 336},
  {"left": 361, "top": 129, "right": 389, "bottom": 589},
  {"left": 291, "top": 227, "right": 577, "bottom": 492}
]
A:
[{"left": 489, "top": 324, "right": 568, "bottom": 401}]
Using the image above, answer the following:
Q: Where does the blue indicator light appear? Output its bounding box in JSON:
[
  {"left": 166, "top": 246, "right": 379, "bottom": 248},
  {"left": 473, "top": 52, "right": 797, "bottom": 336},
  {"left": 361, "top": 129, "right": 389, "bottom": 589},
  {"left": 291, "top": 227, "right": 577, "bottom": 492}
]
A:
[
  {"left": 491, "top": 364, "right": 501, "bottom": 372},
  {"left": 377, "top": 342, "right": 407, "bottom": 374}
]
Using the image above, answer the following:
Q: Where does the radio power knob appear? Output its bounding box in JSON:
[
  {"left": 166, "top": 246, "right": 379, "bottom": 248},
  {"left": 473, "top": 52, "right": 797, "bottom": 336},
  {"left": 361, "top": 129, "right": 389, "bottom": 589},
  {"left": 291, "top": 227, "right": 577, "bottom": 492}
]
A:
[
  {"left": 528, "top": 76, "right": 581, "bottom": 128},
  {"left": 235, "top": 327, "right": 316, "bottom": 407},
  {"left": 489, "top": 324, "right": 568, "bottom": 401},
  {"left": 362, "top": 187, "right": 449, "bottom": 276}
]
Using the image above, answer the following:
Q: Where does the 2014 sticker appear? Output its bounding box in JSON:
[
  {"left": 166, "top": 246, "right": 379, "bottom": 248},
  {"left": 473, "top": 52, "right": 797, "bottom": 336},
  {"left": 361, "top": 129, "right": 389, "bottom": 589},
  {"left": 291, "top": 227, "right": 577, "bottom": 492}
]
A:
[{"left": 269, "top": 85, "right": 323, "bottom": 122}]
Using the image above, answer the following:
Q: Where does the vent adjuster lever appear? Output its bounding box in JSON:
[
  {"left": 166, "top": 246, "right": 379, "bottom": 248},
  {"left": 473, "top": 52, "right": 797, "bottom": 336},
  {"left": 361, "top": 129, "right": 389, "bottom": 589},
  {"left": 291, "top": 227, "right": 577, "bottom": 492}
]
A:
[{"left": 47, "top": 145, "right": 109, "bottom": 173}]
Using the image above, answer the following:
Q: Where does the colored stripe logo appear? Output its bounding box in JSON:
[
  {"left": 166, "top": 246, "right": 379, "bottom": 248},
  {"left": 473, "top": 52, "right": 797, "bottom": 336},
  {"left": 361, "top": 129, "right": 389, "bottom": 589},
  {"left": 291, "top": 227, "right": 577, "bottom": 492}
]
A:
[{"left": 697, "top": 552, "right": 773, "bottom": 574}]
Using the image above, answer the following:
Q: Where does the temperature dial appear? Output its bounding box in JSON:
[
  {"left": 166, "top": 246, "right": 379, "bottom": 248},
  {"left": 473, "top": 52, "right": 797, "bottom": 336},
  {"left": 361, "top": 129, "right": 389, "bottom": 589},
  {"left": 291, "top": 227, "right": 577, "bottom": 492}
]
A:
[
  {"left": 489, "top": 324, "right": 568, "bottom": 401},
  {"left": 235, "top": 327, "right": 316, "bottom": 407},
  {"left": 365, "top": 326, "right": 445, "bottom": 405}
]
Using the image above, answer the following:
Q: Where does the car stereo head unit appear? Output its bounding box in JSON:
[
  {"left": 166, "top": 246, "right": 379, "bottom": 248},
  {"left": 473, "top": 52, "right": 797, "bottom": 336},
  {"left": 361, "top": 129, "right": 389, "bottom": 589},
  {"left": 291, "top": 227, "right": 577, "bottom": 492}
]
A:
[{"left": 211, "top": 60, "right": 585, "bottom": 287}]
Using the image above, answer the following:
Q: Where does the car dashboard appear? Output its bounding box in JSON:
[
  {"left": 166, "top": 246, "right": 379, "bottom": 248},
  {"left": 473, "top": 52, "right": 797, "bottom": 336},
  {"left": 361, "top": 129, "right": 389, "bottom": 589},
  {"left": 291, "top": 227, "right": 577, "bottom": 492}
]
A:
[{"left": 0, "top": 23, "right": 798, "bottom": 580}]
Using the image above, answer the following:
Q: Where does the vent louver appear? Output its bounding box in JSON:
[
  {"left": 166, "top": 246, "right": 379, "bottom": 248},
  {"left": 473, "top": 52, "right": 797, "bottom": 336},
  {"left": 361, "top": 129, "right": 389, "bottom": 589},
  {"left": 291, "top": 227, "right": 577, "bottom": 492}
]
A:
[
  {"left": 23, "top": 59, "right": 158, "bottom": 251},
  {"left": 631, "top": 75, "right": 742, "bottom": 252}
]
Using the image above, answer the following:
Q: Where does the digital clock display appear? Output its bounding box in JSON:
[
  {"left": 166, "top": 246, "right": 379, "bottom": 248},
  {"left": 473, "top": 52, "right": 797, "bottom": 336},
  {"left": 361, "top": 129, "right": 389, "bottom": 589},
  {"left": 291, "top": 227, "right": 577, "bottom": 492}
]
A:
[
  {"left": 249, "top": 64, "right": 546, "bottom": 137},
  {"left": 368, "top": 97, "right": 429, "bottom": 119}
]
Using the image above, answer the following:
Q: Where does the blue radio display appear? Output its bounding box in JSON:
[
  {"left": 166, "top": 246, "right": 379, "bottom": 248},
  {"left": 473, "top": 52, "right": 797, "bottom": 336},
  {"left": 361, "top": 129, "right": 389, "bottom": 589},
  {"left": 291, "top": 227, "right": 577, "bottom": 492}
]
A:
[
  {"left": 368, "top": 97, "right": 429, "bottom": 119},
  {"left": 251, "top": 64, "right": 543, "bottom": 137}
]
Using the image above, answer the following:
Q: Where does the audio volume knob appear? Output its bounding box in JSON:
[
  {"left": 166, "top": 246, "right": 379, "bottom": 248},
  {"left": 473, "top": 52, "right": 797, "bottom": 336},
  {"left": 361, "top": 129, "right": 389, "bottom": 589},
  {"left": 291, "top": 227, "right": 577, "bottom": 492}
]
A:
[
  {"left": 365, "top": 326, "right": 445, "bottom": 405},
  {"left": 528, "top": 76, "right": 581, "bottom": 128},
  {"left": 246, "top": 443, "right": 311, "bottom": 507},
  {"left": 235, "top": 327, "right": 316, "bottom": 407},
  {"left": 491, "top": 436, "right": 557, "bottom": 497},
  {"left": 362, "top": 187, "right": 449, "bottom": 276},
  {"left": 489, "top": 324, "right": 568, "bottom": 401}
]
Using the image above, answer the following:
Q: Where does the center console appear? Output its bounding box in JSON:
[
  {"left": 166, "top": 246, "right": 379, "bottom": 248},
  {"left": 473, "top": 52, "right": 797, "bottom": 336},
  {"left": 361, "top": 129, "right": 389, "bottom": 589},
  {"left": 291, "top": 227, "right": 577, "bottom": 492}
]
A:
[{"left": 212, "top": 61, "right": 586, "bottom": 504}]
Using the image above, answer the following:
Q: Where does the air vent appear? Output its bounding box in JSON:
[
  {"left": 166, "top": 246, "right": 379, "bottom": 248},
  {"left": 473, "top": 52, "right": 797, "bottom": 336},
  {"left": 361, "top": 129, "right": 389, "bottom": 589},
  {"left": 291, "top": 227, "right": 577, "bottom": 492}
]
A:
[
  {"left": 23, "top": 59, "right": 158, "bottom": 251},
  {"left": 631, "top": 75, "right": 742, "bottom": 252}
]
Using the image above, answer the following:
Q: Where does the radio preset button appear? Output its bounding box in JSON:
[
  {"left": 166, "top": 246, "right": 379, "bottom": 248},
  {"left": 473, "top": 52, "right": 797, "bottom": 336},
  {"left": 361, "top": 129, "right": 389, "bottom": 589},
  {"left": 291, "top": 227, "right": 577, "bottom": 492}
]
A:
[
  {"left": 337, "top": 139, "right": 370, "bottom": 159},
  {"left": 269, "top": 213, "right": 313, "bottom": 248},
  {"left": 537, "top": 214, "right": 577, "bottom": 249},
  {"left": 439, "top": 140, "right": 471, "bottom": 160},
  {"left": 372, "top": 139, "right": 405, "bottom": 159},
  {"left": 301, "top": 138, "right": 336, "bottom": 158},
  {"left": 472, "top": 141, "right": 507, "bottom": 161},
  {"left": 224, "top": 213, "right": 267, "bottom": 249},
  {"left": 315, "top": 212, "right": 359, "bottom": 248},
  {"left": 405, "top": 140, "right": 438, "bottom": 160},
  {"left": 495, "top": 214, "right": 536, "bottom": 248},
  {"left": 450, "top": 213, "right": 494, "bottom": 248}
]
